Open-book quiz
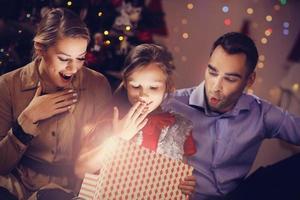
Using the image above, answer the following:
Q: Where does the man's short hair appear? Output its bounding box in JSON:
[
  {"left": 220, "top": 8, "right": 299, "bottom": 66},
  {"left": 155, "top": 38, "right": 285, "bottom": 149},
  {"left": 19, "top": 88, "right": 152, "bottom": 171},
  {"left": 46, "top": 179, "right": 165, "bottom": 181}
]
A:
[{"left": 210, "top": 32, "right": 258, "bottom": 75}]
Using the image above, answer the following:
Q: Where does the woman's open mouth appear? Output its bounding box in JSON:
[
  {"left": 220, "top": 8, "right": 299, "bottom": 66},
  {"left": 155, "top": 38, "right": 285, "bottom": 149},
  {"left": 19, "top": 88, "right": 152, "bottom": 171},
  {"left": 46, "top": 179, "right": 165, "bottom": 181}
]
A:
[{"left": 59, "top": 72, "right": 73, "bottom": 81}]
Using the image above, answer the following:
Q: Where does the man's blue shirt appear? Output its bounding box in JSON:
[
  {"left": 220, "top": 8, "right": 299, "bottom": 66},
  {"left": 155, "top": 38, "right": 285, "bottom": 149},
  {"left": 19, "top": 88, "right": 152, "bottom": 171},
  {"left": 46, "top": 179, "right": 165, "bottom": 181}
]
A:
[{"left": 162, "top": 82, "right": 300, "bottom": 200}]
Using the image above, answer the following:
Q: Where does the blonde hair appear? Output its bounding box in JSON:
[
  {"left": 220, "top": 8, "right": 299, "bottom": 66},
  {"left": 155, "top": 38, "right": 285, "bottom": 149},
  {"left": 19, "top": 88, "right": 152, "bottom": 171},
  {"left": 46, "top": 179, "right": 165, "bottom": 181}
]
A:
[{"left": 33, "top": 8, "right": 90, "bottom": 57}]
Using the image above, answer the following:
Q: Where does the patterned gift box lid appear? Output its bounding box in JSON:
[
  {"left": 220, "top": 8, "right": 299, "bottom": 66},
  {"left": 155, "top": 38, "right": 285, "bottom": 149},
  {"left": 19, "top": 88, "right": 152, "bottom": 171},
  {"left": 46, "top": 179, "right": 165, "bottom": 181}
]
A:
[{"left": 79, "top": 138, "right": 193, "bottom": 200}]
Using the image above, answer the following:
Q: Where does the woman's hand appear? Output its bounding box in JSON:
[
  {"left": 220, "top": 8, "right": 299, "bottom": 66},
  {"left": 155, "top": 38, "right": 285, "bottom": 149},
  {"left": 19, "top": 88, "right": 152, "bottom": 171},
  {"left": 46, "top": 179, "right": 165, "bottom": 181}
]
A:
[
  {"left": 19, "top": 84, "right": 78, "bottom": 124},
  {"left": 179, "top": 175, "right": 196, "bottom": 197},
  {"left": 112, "top": 101, "right": 149, "bottom": 140}
]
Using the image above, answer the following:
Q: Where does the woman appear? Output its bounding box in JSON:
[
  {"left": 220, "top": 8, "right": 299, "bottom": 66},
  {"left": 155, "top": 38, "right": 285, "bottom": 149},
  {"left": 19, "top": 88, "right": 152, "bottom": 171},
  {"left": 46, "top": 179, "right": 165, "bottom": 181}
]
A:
[{"left": 0, "top": 8, "right": 111, "bottom": 200}]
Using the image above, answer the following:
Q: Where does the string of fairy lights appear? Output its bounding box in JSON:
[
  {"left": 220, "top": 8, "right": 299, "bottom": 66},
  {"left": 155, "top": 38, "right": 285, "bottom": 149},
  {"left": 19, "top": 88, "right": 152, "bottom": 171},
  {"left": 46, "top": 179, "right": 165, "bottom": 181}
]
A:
[
  {"left": 65, "top": 1, "right": 128, "bottom": 46},
  {"left": 171, "top": 0, "right": 298, "bottom": 97}
]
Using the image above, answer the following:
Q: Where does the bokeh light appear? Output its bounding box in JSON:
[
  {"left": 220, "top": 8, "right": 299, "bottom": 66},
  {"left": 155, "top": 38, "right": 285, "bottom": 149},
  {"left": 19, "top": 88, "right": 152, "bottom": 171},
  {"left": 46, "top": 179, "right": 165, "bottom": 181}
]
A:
[
  {"left": 273, "top": 4, "right": 281, "bottom": 11},
  {"left": 125, "top": 26, "right": 131, "bottom": 31},
  {"left": 246, "top": 8, "right": 254, "bottom": 15},
  {"left": 292, "top": 83, "right": 299, "bottom": 92},
  {"left": 181, "top": 18, "right": 188, "bottom": 25},
  {"left": 280, "top": 0, "right": 287, "bottom": 6},
  {"left": 283, "top": 29, "right": 289, "bottom": 35},
  {"left": 259, "top": 55, "right": 265, "bottom": 62},
  {"left": 182, "top": 33, "right": 189, "bottom": 39},
  {"left": 257, "top": 62, "right": 264, "bottom": 69},
  {"left": 261, "top": 37, "right": 268, "bottom": 44},
  {"left": 224, "top": 18, "right": 232, "bottom": 26},
  {"left": 265, "top": 28, "right": 272, "bottom": 36},
  {"left": 283, "top": 21, "right": 289, "bottom": 28},
  {"left": 266, "top": 15, "right": 272, "bottom": 22},
  {"left": 222, "top": 6, "right": 229, "bottom": 13},
  {"left": 103, "top": 30, "right": 109, "bottom": 35},
  {"left": 187, "top": 3, "right": 194, "bottom": 10}
]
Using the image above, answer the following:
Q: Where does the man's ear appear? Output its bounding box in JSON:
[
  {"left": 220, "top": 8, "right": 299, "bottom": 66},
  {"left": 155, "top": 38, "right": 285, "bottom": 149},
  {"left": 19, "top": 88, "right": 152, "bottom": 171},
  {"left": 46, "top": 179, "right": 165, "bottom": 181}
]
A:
[{"left": 247, "top": 71, "right": 256, "bottom": 88}]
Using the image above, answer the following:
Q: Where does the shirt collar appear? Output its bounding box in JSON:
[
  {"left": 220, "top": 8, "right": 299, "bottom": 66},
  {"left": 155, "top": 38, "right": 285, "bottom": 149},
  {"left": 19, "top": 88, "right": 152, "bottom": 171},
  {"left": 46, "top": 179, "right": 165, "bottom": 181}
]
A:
[
  {"left": 20, "top": 59, "right": 40, "bottom": 91},
  {"left": 189, "top": 81, "right": 252, "bottom": 117}
]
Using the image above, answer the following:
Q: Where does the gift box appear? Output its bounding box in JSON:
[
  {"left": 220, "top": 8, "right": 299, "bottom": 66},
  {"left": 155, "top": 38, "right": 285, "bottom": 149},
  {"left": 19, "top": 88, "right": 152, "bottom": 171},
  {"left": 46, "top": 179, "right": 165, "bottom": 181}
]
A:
[{"left": 79, "top": 138, "right": 193, "bottom": 200}]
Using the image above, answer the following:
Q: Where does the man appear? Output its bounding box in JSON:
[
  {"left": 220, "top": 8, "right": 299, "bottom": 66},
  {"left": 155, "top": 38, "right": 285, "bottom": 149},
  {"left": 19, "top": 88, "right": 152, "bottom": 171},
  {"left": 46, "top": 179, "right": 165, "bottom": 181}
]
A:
[{"left": 163, "top": 32, "right": 300, "bottom": 200}]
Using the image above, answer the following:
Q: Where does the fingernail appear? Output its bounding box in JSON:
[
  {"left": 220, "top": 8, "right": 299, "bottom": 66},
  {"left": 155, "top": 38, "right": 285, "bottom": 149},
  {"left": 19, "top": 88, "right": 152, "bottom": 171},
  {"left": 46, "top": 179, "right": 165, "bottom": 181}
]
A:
[
  {"left": 68, "top": 106, "right": 71, "bottom": 109},
  {"left": 68, "top": 89, "right": 74, "bottom": 93},
  {"left": 73, "top": 93, "right": 77, "bottom": 96},
  {"left": 73, "top": 99, "right": 77, "bottom": 102}
]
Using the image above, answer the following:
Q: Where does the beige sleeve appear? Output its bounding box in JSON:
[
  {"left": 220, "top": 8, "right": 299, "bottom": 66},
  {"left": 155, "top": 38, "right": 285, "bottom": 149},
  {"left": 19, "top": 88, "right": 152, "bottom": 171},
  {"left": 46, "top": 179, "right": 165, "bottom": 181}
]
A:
[{"left": 0, "top": 77, "right": 28, "bottom": 174}]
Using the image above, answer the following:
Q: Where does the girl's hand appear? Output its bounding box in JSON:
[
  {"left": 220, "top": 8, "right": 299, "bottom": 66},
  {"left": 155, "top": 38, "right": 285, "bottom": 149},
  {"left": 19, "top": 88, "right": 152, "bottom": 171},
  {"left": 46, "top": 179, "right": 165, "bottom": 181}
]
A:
[
  {"left": 19, "top": 83, "right": 78, "bottom": 124},
  {"left": 112, "top": 101, "right": 149, "bottom": 140},
  {"left": 179, "top": 175, "right": 196, "bottom": 196}
]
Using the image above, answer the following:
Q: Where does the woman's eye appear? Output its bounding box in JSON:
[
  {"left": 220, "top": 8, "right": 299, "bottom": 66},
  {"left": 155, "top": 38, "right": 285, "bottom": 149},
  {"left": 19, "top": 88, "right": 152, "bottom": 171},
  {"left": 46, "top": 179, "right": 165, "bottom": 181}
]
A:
[
  {"left": 77, "top": 57, "right": 85, "bottom": 61},
  {"left": 58, "top": 57, "right": 69, "bottom": 62},
  {"left": 150, "top": 87, "right": 158, "bottom": 90},
  {"left": 131, "top": 85, "right": 140, "bottom": 89}
]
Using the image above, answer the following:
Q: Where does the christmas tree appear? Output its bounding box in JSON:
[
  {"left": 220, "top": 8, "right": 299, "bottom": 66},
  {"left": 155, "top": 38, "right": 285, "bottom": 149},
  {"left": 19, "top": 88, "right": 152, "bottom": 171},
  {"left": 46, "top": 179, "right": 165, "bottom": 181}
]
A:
[{"left": 0, "top": 0, "right": 168, "bottom": 89}]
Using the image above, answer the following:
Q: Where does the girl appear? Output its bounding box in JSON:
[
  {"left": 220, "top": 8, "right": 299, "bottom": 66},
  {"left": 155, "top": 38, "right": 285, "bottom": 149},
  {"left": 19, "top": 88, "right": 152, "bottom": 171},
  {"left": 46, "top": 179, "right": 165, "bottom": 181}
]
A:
[
  {"left": 76, "top": 44, "right": 196, "bottom": 196},
  {"left": 0, "top": 8, "right": 111, "bottom": 200},
  {"left": 112, "top": 43, "right": 196, "bottom": 160}
]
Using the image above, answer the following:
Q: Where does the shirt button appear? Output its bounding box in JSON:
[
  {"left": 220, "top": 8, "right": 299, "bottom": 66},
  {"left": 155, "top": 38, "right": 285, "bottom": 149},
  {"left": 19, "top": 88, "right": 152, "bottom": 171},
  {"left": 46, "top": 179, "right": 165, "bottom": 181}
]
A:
[{"left": 51, "top": 131, "right": 56, "bottom": 136}]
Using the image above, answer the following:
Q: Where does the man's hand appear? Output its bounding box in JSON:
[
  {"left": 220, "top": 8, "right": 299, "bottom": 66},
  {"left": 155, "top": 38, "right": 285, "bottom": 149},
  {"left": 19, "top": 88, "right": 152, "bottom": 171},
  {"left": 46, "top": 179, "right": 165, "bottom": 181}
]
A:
[
  {"left": 112, "top": 101, "right": 149, "bottom": 140},
  {"left": 179, "top": 175, "right": 196, "bottom": 197}
]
